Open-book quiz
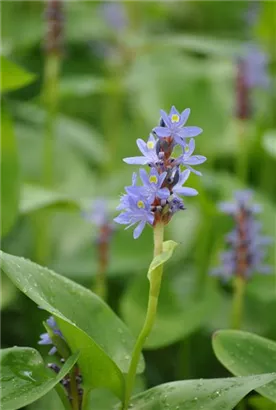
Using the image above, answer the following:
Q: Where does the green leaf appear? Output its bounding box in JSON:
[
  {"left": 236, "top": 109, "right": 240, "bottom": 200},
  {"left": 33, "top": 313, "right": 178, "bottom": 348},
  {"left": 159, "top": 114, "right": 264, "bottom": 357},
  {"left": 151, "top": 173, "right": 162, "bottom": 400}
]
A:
[
  {"left": 27, "top": 390, "right": 64, "bottom": 410},
  {"left": 0, "top": 251, "right": 145, "bottom": 400},
  {"left": 12, "top": 102, "right": 106, "bottom": 163},
  {"left": 121, "top": 374, "right": 276, "bottom": 410},
  {"left": 0, "top": 347, "right": 78, "bottom": 410},
  {"left": 1, "top": 105, "right": 20, "bottom": 237},
  {"left": 263, "top": 130, "right": 276, "bottom": 159},
  {"left": 151, "top": 34, "right": 243, "bottom": 57},
  {"left": 212, "top": 330, "right": 276, "bottom": 403},
  {"left": 121, "top": 274, "right": 219, "bottom": 349},
  {"left": 20, "top": 184, "right": 82, "bottom": 215},
  {"left": 148, "top": 240, "right": 178, "bottom": 280},
  {"left": 249, "top": 395, "right": 276, "bottom": 410},
  {"left": 0, "top": 56, "right": 36, "bottom": 92}
]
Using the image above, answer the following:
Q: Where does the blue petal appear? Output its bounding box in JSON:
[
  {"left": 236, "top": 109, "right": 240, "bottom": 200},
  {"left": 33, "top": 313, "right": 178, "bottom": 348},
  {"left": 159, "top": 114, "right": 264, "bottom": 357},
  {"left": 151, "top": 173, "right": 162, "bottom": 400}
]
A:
[
  {"left": 184, "top": 155, "right": 207, "bottom": 165},
  {"left": 123, "top": 156, "right": 148, "bottom": 165},
  {"left": 174, "top": 187, "right": 198, "bottom": 197},
  {"left": 114, "top": 213, "right": 131, "bottom": 224},
  {"left": 139, "top": 168, "right": 149, "bottom": 186},
  {"left": 180, "top": 126, "right": 203, "bottom": 138},
  {"left": 136, "top": 138, "right": 148, "bottom": 156},
  {"left": 157, "top": 187, "right": 170, "bottom": 199},
  {"left": 133, "top": 220, "right": 146, "bottom": 239},
  {"left": 179, "top": 108, "right": 191, "bottom": 126},
  {"left": 160, "top": 110, "right": 171, "bottom": 128},
  {"left": 178, "top": 169, "right": 190, "bottom": 185},
  {"left": 154, "top": 126, "right": 171, "bottom": 138}
]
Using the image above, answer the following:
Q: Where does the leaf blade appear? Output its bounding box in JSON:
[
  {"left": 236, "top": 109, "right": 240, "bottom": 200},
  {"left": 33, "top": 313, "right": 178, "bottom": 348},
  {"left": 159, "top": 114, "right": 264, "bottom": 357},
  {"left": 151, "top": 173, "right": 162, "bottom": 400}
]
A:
[
  {"left": 212, "top": 330, "right": 276, "bottom": 403},
  {"left": 0, "top": 347, "right": 79, "bottom": 410}
]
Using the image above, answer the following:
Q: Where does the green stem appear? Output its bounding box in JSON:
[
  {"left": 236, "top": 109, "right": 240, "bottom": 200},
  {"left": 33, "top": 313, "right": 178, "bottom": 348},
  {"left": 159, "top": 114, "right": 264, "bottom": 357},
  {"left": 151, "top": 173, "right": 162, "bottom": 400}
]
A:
[
  {"left": 69, "top": 367, "right": 80, "bottom": 410},
  {"left": 43, "top": 53, "right": 60, "bottom": 187},
  {"left": 231, "top": 275, "right": 246, "bottom": 330},
  {"left": 123, "top": 223, "right": 164, "bottom": 410},
  {"left": 94, "top": 266, "right": 107, "bottom": 301},
  {"left": 35, "top": 53, "right": 60, "bottom": 265}
]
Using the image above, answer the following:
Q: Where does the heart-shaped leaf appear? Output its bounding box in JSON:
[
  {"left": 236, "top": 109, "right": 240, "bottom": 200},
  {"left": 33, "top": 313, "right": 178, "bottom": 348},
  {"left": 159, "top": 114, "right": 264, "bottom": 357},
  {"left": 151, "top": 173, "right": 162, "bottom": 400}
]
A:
[
  {"left": 0, "top": 347, "right": 78, "bottom": 410},
  {"left": 0, "top": 56, "right": 36, "bottom": 92},
  {"left": 212, "top": 330, "right": 276, "bottom": 403},
  {"left": 121, "top": 374, "right": 276, "bottom": 410},
  {"left": 1, "top": 105, "right": 20, "bottom": 237},
  {"left": 0, "top": 251, "right": 144, "bottom": 400}
]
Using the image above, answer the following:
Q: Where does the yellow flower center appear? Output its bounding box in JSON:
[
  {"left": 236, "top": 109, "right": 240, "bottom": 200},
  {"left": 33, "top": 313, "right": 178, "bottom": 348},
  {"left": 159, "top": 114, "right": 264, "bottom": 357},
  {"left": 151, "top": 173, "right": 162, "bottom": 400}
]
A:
[
  {"left": 147, "top": 141, "right": 154, "bottom": 149},
  {"left": 149, "top": 175, "right": 158, "bottom": 184},
  {"left": 171, "top": 114, "right": 180, "bottom": 123},
  {"left": 137, "top": 200, "right": 145, "bottom": 209}
]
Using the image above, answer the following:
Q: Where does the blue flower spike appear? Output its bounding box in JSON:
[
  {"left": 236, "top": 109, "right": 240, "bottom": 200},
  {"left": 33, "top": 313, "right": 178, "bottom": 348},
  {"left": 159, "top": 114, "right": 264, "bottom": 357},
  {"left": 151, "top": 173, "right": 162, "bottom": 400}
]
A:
[
  {"left": 211, "top": 190, "right": 273, "bottom": 281},
  {"left": 115, "top": 106, "right": 206, "bottom": 238}
]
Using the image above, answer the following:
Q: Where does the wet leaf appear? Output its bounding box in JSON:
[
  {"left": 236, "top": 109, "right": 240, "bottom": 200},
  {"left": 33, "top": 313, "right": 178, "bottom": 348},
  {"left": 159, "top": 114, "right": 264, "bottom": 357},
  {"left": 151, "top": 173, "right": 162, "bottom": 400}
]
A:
[
  {"left": 212, "top": 330, "right": 276, "bottom": 403},
  {"left": 0, "top": 347, "right": 78, "bottom": 410},
  {"left": 0, "top": 251, "right": 144, "bottom": 399},
  {"left": 122, "top": 374, "right": 276, "bottom": 410}
]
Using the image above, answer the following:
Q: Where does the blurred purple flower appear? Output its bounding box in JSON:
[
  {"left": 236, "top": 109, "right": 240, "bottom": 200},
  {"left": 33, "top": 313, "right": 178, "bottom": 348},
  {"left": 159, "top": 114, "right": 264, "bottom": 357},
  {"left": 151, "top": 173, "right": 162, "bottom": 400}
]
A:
[
  {"left": 84, "top": 198, "right": 109, "bottom": 227},
  {"left": 154, "top": 106, "right": 202, "bottom": 147},
  {"left": 241, "top": 44, "right": 270, "bottom": 89},
  {"left": 211, "top": 190, "right": 273, "bottom": 281},
  {"left": 100, "top": 2, "right": 128, "bottom": 31}
]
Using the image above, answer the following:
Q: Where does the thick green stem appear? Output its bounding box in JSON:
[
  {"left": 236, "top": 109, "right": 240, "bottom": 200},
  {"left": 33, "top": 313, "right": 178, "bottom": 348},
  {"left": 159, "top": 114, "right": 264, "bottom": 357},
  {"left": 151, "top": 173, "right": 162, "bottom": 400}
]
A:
[
  {"left": 122, "top": 223, "right": 164, "bottom": 410},
  {"left": 231, "top": 275, "right": 246, "bottom": 330}
]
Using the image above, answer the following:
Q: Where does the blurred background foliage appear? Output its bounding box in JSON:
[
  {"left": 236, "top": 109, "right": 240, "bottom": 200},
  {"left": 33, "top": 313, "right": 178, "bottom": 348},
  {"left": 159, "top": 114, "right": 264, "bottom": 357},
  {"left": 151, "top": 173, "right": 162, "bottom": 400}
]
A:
[{"left": 1, "top": 1, "right": 276, "bottom": 409}]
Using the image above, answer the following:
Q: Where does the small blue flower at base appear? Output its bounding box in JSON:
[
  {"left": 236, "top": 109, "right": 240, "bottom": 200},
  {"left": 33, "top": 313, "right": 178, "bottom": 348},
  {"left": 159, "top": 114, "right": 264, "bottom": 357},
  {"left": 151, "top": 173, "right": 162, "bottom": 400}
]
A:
[
  {"left": 154, "top": 106, "right": 202, "bottom": 147},
  {"left": 127, "top": 168, "right": 170, "bottom": 203},
  {"left": 172, "top": 170, "right": 198, "bottom": 198},
  {"left": 123, "top": 134, "right": 160, "bottom": 166},
  {"left": 174, "top": 138, "right": 207, "bottom": 176},
  {"left": 38, "top": 316, "right": 63, "bottom": 355},
  {"left": 114, "top": 192, "right": 154, "bottom": 239}
]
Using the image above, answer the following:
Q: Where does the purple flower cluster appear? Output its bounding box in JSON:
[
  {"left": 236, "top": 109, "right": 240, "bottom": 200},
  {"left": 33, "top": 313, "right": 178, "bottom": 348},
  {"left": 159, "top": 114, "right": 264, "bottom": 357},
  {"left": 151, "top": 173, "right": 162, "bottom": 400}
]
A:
[
  {"left": 115, "top": 106, "right": 206, "bottom": 238},
  {"left": 83, "top": 198, "right": 114, "bottom": 245},
  {"left": 38, "top": 316, "right": 63, "bottom": 355},
  {"left": 211, "top": 191, "right": 272, "bottom": 281},
  {"left": 236, "top": 43, "right": 270, "bottom": 120},
  {"left": 39, "top": 315, "right": 84, "bottom": 405}
]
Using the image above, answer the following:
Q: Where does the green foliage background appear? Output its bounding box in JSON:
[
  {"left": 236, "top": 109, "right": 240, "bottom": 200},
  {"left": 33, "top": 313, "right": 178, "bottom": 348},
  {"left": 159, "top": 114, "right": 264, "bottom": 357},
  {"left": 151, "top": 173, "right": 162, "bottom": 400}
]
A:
[{"left": 1, "top": 1, "right": 276, "bottom": 409}]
